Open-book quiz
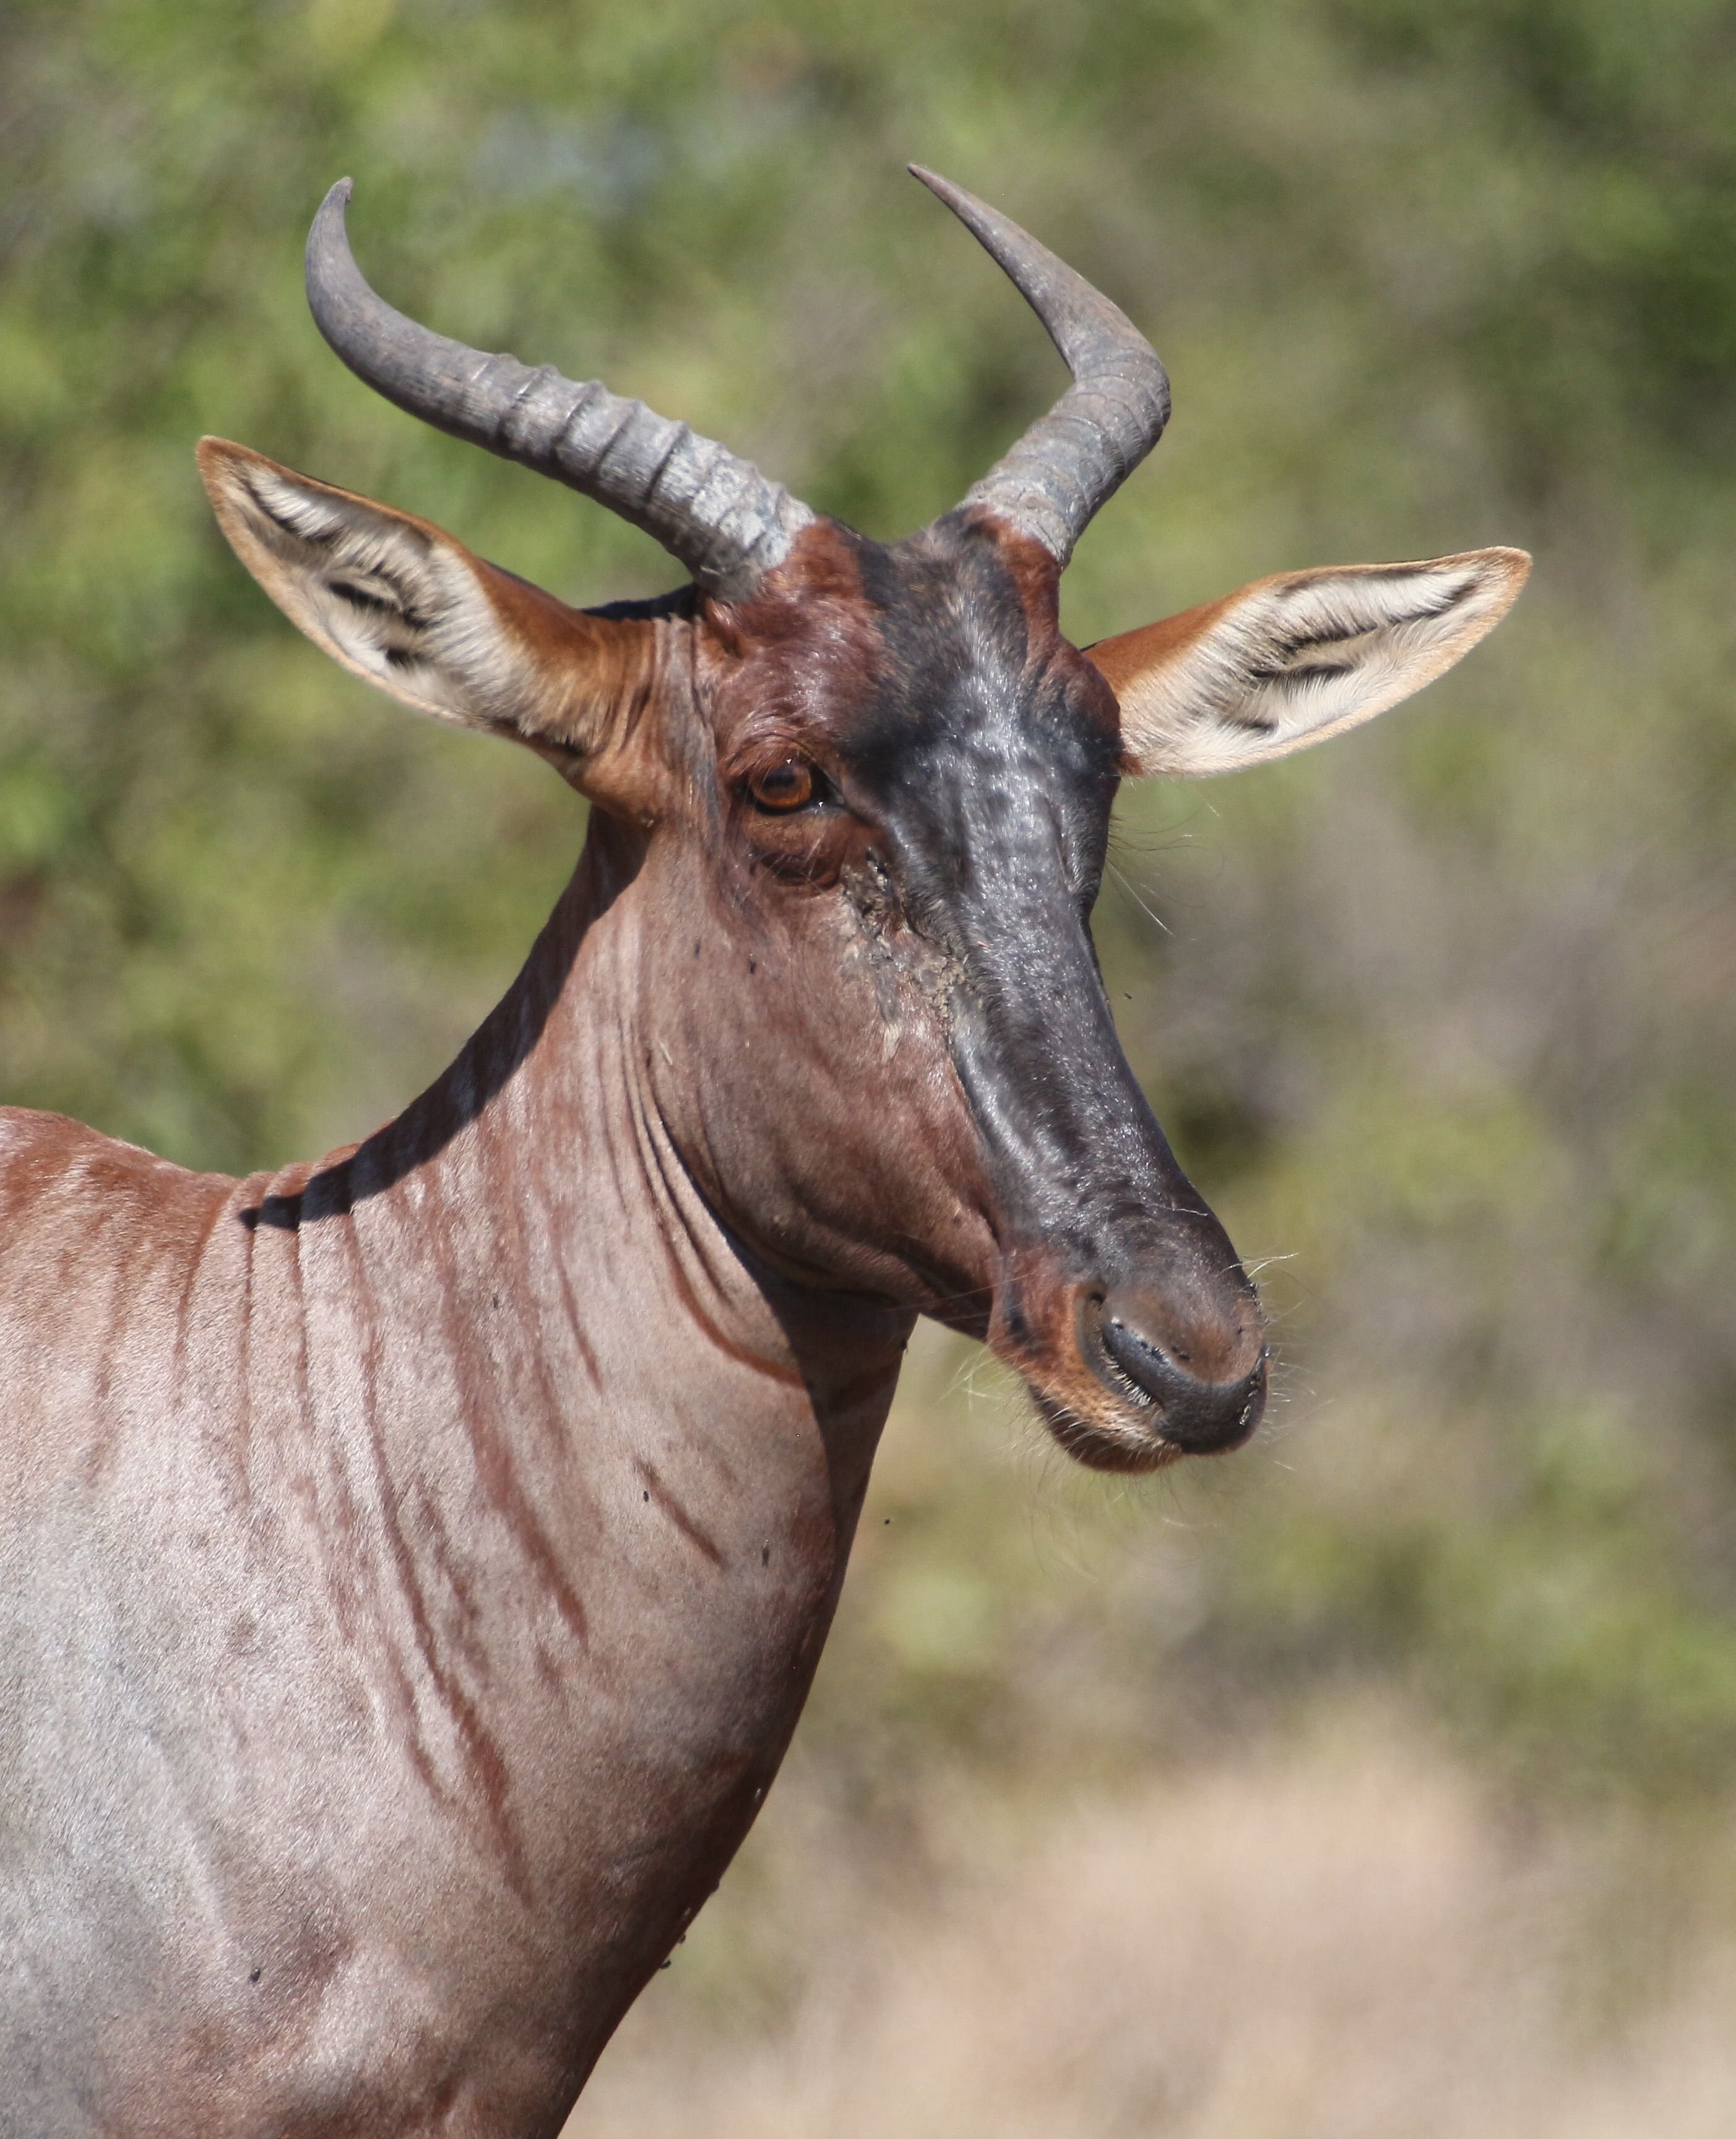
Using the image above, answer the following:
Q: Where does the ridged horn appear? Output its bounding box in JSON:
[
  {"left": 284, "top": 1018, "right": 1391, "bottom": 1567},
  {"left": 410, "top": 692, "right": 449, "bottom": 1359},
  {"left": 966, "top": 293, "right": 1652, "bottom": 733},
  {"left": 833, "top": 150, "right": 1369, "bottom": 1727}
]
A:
[
  {"left": 304, "top": 179, "right": 814, "bottom": 599},
  {"left": 910, "top": 167, "right": 1171, "bottom": 567}
]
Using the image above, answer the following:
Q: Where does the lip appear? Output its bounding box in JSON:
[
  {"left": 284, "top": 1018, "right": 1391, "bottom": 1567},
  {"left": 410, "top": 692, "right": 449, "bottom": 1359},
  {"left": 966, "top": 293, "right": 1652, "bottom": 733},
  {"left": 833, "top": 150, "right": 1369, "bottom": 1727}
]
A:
[{"left": 1031, "top": 1381, "right": 1189, "bottom": 1473}]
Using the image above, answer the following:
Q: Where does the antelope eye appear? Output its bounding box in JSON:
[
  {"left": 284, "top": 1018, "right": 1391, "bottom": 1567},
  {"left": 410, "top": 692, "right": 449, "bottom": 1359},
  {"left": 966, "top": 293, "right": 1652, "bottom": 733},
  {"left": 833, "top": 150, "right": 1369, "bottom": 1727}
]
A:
[{"left": 746, "top": 759, "right": 816, "bottom": 813}]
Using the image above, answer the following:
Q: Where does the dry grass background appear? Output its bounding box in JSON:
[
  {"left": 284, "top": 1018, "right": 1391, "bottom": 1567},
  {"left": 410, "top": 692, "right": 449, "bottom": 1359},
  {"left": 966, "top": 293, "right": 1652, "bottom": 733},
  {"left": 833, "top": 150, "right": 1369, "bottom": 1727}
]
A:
[{"left": 572, "top": 1728, "right": 1736, "bottom": 2139}]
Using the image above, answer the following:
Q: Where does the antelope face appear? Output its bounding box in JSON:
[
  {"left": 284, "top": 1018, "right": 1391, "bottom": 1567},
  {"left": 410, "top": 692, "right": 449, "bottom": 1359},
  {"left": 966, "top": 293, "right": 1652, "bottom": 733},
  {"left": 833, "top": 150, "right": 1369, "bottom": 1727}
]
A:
[
  {"left": 200, "top": 169, "right": 1527, "bottom": 1471},
  {"left": 647, "top": 512, "right": 1256, "bottom": 1471},
  {"left": 633, "top": 502, "right": 1522, "bottom": 1470}
]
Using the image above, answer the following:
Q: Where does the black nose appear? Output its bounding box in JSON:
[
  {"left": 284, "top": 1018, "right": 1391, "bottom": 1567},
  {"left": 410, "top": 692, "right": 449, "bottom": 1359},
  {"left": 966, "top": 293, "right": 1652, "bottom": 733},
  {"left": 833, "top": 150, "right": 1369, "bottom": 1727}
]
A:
[{"left": 1096, "top": 1289, "right": 1268, "bottom": 1454}]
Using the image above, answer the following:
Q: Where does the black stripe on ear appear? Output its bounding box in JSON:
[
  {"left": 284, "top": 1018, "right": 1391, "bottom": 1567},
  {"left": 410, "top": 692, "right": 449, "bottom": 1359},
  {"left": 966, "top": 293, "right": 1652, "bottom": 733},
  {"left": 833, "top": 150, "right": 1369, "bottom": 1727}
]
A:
[
  {"left": 1271, "top": 660, "right": 1356, "bottom": 690},
  {"left": 329, "top": 577, "right": 412, "bottom": 621}
]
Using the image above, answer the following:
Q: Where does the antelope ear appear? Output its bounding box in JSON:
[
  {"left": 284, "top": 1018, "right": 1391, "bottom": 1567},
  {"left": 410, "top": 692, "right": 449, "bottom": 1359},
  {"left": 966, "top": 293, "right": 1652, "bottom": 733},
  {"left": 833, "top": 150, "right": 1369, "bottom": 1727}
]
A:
[
  {"left": 1086, "top": 548, "right": 1530, "bottom": 777},
  {"left": 197, "top": 438, "right": 668, "bottom": 819}
]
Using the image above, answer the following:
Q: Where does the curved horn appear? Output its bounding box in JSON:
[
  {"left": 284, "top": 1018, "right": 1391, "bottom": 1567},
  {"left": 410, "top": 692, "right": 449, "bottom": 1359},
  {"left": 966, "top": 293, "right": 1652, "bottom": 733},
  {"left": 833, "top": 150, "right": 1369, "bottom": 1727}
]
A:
[
  {"left": 911, "top": 167, "right": 1170, "bottom": 568},
  {"left": 304, "top": 180, "right": 814, "bottom": 599}
]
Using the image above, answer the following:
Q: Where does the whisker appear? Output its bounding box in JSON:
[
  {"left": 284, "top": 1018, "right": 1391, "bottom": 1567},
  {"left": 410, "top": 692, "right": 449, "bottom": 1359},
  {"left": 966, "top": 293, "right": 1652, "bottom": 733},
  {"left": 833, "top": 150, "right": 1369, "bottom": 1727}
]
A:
[{"left": 1105, "top": 860, "right": 1172, "bottom": 936}]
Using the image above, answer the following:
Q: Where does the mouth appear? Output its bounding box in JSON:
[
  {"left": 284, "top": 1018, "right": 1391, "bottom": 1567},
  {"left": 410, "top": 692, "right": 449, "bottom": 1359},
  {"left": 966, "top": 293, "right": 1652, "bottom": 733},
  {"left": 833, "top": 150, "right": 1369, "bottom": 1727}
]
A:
[{"left": 995, "top": 1282, "right": 1270, "bottom": 1474}]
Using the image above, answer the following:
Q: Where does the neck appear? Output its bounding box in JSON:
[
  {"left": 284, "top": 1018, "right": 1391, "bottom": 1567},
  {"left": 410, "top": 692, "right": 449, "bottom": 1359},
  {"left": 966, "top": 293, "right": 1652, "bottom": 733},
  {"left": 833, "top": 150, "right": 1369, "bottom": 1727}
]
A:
[
  {"left": 266, "top": 808, "right": 913, "bottom": 2096},
  {"left": 356, "top": 808, "right": 915, "bottom": 1469}
]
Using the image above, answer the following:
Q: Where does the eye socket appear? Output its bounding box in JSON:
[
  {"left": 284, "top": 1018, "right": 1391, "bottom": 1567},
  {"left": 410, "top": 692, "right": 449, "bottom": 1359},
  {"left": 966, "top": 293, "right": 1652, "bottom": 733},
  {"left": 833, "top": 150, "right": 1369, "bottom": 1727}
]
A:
[{"left": 746, "top": 759, "right": 817, "bottom": 813}]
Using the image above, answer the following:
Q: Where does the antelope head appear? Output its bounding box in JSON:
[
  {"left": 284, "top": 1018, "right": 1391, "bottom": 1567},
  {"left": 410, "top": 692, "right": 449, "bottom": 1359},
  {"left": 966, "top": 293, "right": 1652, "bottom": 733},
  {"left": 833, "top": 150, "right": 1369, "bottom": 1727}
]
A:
[{"left": 200, "top": 170, "right": 1527, "bottom": 1472}]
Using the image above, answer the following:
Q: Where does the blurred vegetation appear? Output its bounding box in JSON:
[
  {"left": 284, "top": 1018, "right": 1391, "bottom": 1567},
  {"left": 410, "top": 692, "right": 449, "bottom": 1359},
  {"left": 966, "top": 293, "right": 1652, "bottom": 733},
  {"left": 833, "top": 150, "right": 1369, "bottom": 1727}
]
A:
[{"left": 2, "top": 0, "right": 1734, "bottom": 1878}]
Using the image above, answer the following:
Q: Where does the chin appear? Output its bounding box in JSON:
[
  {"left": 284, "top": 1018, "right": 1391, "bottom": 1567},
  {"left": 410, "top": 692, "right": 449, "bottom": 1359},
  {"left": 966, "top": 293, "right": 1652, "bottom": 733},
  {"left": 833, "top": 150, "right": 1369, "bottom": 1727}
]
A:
[{"left": 1030, "top": 1386, "right": 1188, "bottom": 1474}]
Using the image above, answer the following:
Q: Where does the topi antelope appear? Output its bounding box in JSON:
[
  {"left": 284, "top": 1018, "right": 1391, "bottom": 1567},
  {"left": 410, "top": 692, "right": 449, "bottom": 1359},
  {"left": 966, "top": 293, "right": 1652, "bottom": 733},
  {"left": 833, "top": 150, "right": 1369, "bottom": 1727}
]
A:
[{"left": 0, "top": 168, "right": 1527, "bottom": 2136}]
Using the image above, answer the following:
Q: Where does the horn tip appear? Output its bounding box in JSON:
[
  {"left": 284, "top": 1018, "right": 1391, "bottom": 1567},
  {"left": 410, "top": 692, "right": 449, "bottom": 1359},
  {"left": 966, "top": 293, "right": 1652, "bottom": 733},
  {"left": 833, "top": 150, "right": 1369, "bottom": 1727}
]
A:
[
  {"left": 907, "top": 163, "right": 963, "bottom": 209},
  {"left": 313, "top": 178, "right": 355, "bottom": 231},
  {"left": 307, "top": 179, "right": 360, "bottom": 312},
  {"left": 906, "top": 165, "right": 1007, "bottom": 255}
]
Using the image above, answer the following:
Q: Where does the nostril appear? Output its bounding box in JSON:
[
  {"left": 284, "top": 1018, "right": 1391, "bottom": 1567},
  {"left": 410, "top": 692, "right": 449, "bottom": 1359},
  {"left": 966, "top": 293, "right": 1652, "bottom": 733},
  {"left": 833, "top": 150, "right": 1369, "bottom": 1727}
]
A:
[{"left": 1100, "top": 1308, "right": 1175, "bottom": 1398}]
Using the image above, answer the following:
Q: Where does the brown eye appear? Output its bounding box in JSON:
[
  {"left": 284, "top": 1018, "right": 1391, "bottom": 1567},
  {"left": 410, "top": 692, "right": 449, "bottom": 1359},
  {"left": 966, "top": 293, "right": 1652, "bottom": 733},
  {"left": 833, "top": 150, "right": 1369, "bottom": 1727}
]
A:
[{"left": 746, "top": 759, "right": 816, "bottom": 813}]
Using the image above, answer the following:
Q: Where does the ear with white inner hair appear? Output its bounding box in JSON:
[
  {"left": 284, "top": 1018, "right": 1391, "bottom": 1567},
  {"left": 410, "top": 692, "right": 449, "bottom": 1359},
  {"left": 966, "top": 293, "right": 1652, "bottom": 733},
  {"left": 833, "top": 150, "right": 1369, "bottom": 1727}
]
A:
[
  {"left": 197, "top": 438, "right": 670, "bottom": 821},
  {"left": 1086, "top": 548, "right": 1531, "bottom": 778}
]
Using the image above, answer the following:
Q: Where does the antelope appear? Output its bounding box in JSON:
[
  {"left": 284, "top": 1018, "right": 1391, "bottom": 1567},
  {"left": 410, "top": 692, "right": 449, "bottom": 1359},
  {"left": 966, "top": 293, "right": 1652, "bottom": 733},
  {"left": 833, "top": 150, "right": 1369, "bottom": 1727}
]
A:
[{"left": 0, "top": 166, "right": 1527, "bottom": 2138}]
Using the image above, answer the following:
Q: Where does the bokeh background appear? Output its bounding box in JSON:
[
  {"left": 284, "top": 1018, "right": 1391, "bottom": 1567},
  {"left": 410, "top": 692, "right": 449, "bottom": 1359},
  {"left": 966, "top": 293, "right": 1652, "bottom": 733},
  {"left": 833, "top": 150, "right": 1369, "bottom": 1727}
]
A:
[{"left": 4, "top": 1, "right": 1735, "bottom": 2130}]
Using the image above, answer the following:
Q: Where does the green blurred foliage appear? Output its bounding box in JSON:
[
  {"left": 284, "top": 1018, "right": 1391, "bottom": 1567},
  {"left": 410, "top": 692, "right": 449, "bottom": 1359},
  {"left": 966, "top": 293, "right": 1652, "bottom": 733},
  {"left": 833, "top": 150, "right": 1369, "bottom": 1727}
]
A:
[{"left": 2, "top": 0, "right": 1734, "bottom": 1810}]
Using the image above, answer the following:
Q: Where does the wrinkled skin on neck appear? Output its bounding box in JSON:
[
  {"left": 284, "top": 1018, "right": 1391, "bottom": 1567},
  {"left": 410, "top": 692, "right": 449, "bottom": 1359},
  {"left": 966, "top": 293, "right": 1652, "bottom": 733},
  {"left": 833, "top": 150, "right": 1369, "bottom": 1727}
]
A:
[{"left": 629, "top": 509, "right": 1267, "bottom": 1470}]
